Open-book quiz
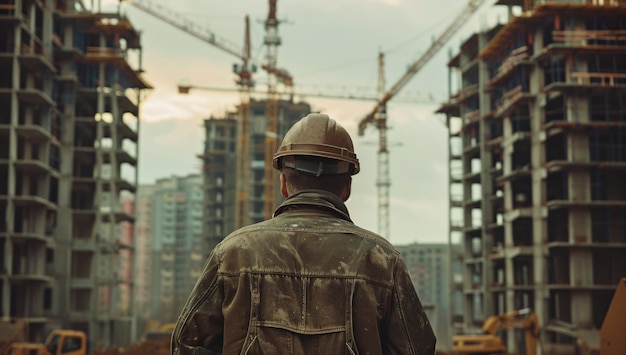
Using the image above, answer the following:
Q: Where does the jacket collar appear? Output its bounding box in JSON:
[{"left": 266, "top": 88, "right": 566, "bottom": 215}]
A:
[{"left": 273, "top": 190, "right": 353, "bottom": 223}]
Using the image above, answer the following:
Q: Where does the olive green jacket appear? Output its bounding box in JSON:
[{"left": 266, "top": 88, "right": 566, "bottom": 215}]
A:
[{"left": 171, "top": 190, "right": 436, "bottom": 355}]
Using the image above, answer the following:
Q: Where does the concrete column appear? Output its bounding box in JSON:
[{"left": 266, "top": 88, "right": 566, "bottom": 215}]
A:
[
  {"left": 478, "top": 31, "right": 494, "bottom": 319},
  {"left": 3, "top": 0, "right": 21, "bottom": 324},
  {"left": 43, "top": 0, "right": 54, "bottom": 59},
  {"left": 530, "top": 25, "right": 548, "bottom": 355},
  {"left": 570, "top": 290, "right": 593, "bottom": 328}
]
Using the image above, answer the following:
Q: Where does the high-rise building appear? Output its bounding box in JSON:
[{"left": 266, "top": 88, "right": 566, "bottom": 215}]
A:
[
  {"left": 136, "top": 174, "right": 204, "bottom": 324},
  {"left": 437, "top": 0, "right": 626, "bottom": 352},
  {"left": 395, "top": 243, "right": 456, "bottom": 352},
  {"left": 199, "top": 99, "right": 311, "bottom": 257},
  {"left": 134, "top": 185, "right": 156, "bottom": 329},
  {"left": 200, "top": 115, "right": 238, "bottom": 255},
  {"left": 0, "top": 0, "right": 148, "bottom": 346}
]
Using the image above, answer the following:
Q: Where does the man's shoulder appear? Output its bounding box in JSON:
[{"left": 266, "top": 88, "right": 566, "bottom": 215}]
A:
[{"left": 219, "top": 216, "right": 398, "bottom": 256}]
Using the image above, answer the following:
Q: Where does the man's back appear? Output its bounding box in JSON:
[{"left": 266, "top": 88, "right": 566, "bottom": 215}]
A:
[{"left": 172, "top": 191, "right": 436, "bottom": 355}]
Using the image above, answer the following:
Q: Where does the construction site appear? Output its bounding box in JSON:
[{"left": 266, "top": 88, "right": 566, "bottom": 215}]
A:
[
  {"left": 1, "top": 0, "right": 626, "bottom": 354},
  {"left": 437, "top": 0, "right": 626, "bottom": 353}
]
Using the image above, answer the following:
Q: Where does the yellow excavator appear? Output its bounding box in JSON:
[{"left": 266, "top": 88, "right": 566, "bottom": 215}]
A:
[
  {"left": 452, "top": 308, "right": 539, "bottom": 355},
  {"left": 452, "top": 278, "right": 625, "bottom": 355},
  {"left": 7, "top": 329, "right": 87, "bottom": 355}
]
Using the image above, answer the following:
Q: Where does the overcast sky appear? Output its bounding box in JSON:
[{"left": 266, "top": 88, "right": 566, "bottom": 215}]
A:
[{"left": 103, "top": 0, "right": 509, "bottom": 245}]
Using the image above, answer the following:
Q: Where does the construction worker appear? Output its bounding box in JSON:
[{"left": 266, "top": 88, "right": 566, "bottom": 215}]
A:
[{"left": 171, "top": 113, "right": 436, "bottom": 355}]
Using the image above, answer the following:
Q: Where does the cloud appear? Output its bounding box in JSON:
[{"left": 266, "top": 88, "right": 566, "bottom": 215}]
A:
[{"left": 138, "top": 118, "right": 205, "bottom": 183}]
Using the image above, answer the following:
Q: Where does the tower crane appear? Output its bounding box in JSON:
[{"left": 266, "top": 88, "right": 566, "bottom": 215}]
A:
[
  {"left": 177, "top": 83, "right": 437, "bottom": 104},
  {"left": 124, "top": 0, "right": 292, "bottom": 228},
  {"left": 263, "top": 0, "right": 282, "bottom": 220},
  {"left": 358, "top": 0, "right": 487, "bottom": 240}
]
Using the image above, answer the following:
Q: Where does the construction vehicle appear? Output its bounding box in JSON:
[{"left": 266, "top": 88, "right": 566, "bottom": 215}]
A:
[
  {"left": 7, "top": 329, "right": 86, "bottom": 355},
  {"left": 143, "top": 322, "right": 175, "bottom": 341},
  {"left": 599, "top": 277, "right": 625, "bottom": 355},
  {"left": 452, "top": 308, "right": 539, "bottom": 355},
  {"left": 450, "top": 278, "right": 624, "bottom": 355}
]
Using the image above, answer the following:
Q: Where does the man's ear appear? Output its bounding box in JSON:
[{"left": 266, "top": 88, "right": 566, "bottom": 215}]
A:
[
  {"left": 340, "top": 177, "right": 352, "bottom": 202},
  {"left": 280, "top": 173, "right": 289, "bottom": 198}
]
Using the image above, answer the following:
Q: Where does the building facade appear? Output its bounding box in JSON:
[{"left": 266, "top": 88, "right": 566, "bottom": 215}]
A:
[
  {"left": 200, "top": 116, "right": 238, "bottom": 255},
  {"left": 0, "top": 0, "right": 148, "bottom": 347},
  {"left": 134, "top": 185, "right": 155, "bottom": 331},
  {"left": 437, "top": 0, "right": 626, "bottom": 352},
  {"left": 136, "top": 174, "right": 204, "bottom": 324},
  {"left": 395, "top": 243, "right": 458, "bottom": 352}
]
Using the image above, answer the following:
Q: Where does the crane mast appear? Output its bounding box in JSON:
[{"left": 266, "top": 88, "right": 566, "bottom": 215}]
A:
[
  {"left": 376, "top": 52, "right": 390, "bottom": 239},
  {"left": 358, "top": 0, "right": 487, "bottom": 240},
  {"left": 236, "top": 15, "right": 252, "bottom": 229},
  {"left": 263, "top": 0, "right": 281, "bottom": 220}
]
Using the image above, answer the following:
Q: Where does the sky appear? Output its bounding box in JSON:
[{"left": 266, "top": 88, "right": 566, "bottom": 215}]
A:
[{"left": 101, "top": 0, "right": 510, "bottom": 245}]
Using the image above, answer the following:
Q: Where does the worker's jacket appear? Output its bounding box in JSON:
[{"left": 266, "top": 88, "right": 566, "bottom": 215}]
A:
[{"left": 171, "top": 190, "right": 436, "bottom": 355}]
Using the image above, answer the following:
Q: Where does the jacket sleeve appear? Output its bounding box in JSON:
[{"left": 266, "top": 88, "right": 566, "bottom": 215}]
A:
[
  {"left": 171, "top": 248, "right": 224, "bottom": 355},
  {"left": 382, "top": 256, "right": 437, "bottom": 355}
]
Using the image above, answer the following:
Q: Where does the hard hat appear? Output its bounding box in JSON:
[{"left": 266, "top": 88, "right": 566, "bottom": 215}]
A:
[{"left": 273, "top": 113, "right": 360, "bottom": 175}]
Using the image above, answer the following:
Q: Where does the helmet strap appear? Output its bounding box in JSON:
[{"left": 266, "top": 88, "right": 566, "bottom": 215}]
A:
[{"left": 282, "top": 157, "right": 351, "bottom": 177}]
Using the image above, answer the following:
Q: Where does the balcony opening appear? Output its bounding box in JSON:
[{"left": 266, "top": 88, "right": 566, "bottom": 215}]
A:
[
  {"left": 547, "top": 171, "right": 568, "bottom": 201},
  {"left": 512, "top": 218, "right": 533, "bottom": 246},
  {"left": 545, "top": 96, "right": 565, "bottom": 124},
  {"left": 0, "top": 135, "right": 8, "bottom": 159},
  {"left": 593, "top": 249, "right": 626, "bottom": 286},
  {"left": 0, "top": 166, "right": 7, "bottom": 194},
  {"left": 589, "top": 92, "right": 626, "bottom": 123},
  {"left": 512, "top": 178, "right": 532, "bottom": 208},
  {"left": 547, "top": 250, "right": 570, "bottom": 285},
  {"left": 0, "top": 202, "right": 6, "bottom": 232},
  {"left": 548, "top": 209, "right": 569, "bottom": 243},
  {"left": 591, "top": 206, "right": 626, "bottom": 243},
  {"left": 589, "top": 129, "right": 626, "bottom": 162},
  {"left": 44, "top": 287, "right": 52, "bottom": 311},
  {"left": 71, "top": 251, "right": 92, "bottom": 278},
  {"left": 513, "top": 257, "right": 533, "bottom": 286},
  {"left": 546, "top": 133, "right": 567, "bottom": 162}
]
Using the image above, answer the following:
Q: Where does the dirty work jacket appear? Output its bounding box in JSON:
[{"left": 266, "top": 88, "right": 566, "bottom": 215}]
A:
[{"left": 171, "top": 190, "right": 436, "bottom": 355}]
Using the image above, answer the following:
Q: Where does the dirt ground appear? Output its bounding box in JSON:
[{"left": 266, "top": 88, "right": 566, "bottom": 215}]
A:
[{"left": 90, "top": 339, "right": 170, "bottom": 355}]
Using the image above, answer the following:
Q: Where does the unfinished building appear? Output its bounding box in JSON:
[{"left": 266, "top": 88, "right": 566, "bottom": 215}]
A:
[
  {"left": 199, "top": 99, "right": 311, "bottom": 257},
  {"left": 0, "top": 0, "right": 149, "bottom": 347},
  {"left": 438, "top": 0, "right": 626, "bottom": 352}
]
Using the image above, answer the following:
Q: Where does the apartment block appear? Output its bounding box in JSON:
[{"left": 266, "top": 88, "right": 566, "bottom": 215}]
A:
[
  {"left": 0, "top": 0, "right": 148, "bottom": 346},
  {"left": 200, "top": 116, "right": 238, "bottom": 255},
  {"left": 134, "top": 184, "right": 155, "bottom": 327},
  {"left": 199, "top": 99, "right": 311, "bottom": 257},
  {"left": 395, "top": 243, "right": 459, "bottom": 352},
  {"left": 438, "top": 0, "right": 626, "bottom": 352},
  {"left": 136, "top": 174, "right": 204, "bottom": 324}
]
